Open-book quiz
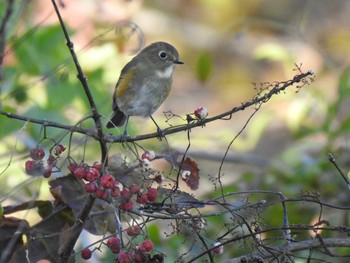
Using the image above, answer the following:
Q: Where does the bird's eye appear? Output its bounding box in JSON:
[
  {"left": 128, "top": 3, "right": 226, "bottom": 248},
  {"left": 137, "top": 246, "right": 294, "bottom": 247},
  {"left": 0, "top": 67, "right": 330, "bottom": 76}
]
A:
[{"left": 159, "top": 51, "right": 167, "bottom": 59}]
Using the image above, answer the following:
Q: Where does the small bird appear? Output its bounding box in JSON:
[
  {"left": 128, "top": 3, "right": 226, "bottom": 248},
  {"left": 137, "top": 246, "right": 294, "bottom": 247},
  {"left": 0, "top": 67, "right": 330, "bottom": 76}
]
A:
[{"left": 106, "top": 41, "right": 183, "bottom": 138}]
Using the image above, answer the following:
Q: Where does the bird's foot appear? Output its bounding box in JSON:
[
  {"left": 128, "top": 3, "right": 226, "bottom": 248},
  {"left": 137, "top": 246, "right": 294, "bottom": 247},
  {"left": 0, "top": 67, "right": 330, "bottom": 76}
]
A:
[{"left": 156, "top": 127, "right": 165, "bottom": 141}]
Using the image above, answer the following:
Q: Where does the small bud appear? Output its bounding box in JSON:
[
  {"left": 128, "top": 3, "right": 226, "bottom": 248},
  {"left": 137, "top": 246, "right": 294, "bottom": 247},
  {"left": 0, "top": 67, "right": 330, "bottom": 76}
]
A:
[
  {"left": 194, "top": 106, "right": 208, "bottom": 120},
  {"left": 213, "top": 241, "right": 224, "bottom": 254},
  {"left": 141, "top": 150, "right": 155, "bottom": 161}
]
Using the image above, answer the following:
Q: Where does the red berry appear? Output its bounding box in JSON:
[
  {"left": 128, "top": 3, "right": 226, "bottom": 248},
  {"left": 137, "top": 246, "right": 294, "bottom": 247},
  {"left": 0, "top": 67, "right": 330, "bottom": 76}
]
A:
[
  {"left": 73, "top": 167, "right": 87, "bottom": 180},
  {"left": 100, "top": 174, "right": 115, "bottom": 189},
  {"left": 121, "top": 188, "right": 132, "bottom": 200},
  {"left": 120, "top": 200, "right": 134, "bottom": 211},
  {"left": 136, "top": 193, "right": 149, "bottom": 204},
  {"left": 43, "top": 168, "right": 52, "bottom": 178},
  {"left": 54, "top": 144, "right": 66, "bottom": 156},
  {"left": 25, "top": 160, "right": 44, "bottom": 175},
  {"left": 86, "top": 167, "right": 100, "bottom": 182},
  {"left": 84, "top": 182, "right": 98, "bottom": 193},
  {"left": 25, "top": 160, "right": 35, "bottom": 172},
  {"left": 106, "top": 237, "right": 120, "bottom": 253},
  {"left": 139, "top": 240, "right": 154, "bottom": 252},
  {"left": 92, "top": 161, "right": 103, "bottom": 171},
  {"left": 147, "top": 188, "right": 157, "bottom": 202},
  {"left": 126, "top": 225, "right": 141, "bottom": 237},
  {"left": 133, "top": 250, "right": 146, "bottom": 262},
  {"left": 95, "top": 189, "right": 108, "bottom": 200},
  {"left": 110, "top": 187, "right": 121, "bottom": 197},
  {"left": 47, "top": 155, "right": 56, "bottom": 166},
  {"left": 118, "top": 251, "right": 133, "bottom": 263},
  {"left": 81, "top": 247, "right": 92, "bottom": 260},
  {"left": 129, "top": 184, "right": 140, "bottom": 194},
  {"left": 67, "top": 162, "right": 78, "bottom": 174},
  {"left": 30, "top": 148, "right": 45, "bottom": 160}
]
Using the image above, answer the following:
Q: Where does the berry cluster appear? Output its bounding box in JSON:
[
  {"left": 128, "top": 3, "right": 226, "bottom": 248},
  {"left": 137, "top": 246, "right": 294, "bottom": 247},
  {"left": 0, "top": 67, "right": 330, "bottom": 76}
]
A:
[
  {"left": 25, "top": 144, "right": 66, "bottom": 177},
  {"left": 68, "top": 150, "right": 162, "bottom": 212},
  {"left": 81, "top": 237, "right": 155, "bottom": 262}
]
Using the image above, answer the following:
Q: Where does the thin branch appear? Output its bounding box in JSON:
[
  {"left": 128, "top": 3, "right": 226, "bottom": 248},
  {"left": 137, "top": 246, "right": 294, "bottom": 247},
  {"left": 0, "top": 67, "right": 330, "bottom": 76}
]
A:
[
  {"left": 0, "top": 0, "right": 14, "bottom": 84},
  {"left": 328, "top": 152, "right": 350, "bottom": 189},
  {"left": 225, "top": 238, "right": 350, "bottom": 263},
  {"left": 50, "top": 1, "right": 108, "bottom": 261},
  {"left": 0, "top": 71, "right": 314, "bottom": 144},
  {"left": 106, "top": 70, "right": 314, "bottom": 142},
  {"left": 0, "top": 110, "right": 98, "bottom": 138}
]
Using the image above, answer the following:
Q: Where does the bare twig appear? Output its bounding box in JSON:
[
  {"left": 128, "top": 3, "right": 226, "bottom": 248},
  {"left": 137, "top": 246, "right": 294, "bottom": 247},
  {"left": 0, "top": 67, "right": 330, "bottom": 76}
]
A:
[
  {"left": 0, "top": 0, "right": 14, "bottom": 83},
  {"left": 225, "top": 238, "right": 350, "bottom": 263},
  {"left": 50, "top": 1, "right": 108, "bottom": 261},
  {"left": 0, "top": 71, "right": 314, "bottom": 144},
  {"left": 328, "top": 152, "right": 350, "bottom": 189}
]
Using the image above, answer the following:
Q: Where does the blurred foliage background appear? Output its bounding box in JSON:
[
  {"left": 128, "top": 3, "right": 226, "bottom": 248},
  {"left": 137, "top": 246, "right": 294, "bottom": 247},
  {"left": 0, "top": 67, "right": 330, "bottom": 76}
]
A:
[{"left": 1, "top": 0, "right": 350, "bottom": 262}]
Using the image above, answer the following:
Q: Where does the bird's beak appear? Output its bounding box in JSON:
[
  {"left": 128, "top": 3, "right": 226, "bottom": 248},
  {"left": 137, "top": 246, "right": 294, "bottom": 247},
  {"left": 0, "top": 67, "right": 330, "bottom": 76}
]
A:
[{"left": 174, "top": 59, "right": 184, "bottom": 65}]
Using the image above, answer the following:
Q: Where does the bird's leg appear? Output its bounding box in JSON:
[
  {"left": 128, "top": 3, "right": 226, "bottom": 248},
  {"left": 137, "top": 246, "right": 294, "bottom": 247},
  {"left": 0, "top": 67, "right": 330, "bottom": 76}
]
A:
[
  {"left": 119, "top": 116, "right": 129, "bottom": 146},
  {"left": 150, "top": 116, "right": 164, "bottom": 140},
  {"left": 123, "top": 116, "right": 129, "bottom": 137}
]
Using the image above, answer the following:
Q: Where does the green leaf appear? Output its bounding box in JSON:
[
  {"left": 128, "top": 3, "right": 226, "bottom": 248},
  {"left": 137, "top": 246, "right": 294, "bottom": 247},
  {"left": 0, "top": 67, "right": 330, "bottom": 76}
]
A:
[
  {"left": 13, "top": 25, "right": 70, "bottom": 76},
  {"left": 196, "top": 51, "right": 213, "bottom": 82}
]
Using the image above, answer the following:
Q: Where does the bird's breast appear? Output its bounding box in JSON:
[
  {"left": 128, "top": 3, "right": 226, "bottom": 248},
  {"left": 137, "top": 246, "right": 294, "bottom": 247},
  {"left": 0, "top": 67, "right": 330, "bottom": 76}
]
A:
[{"left": 155, "top": 65, "right": 175, "bottom": 79}]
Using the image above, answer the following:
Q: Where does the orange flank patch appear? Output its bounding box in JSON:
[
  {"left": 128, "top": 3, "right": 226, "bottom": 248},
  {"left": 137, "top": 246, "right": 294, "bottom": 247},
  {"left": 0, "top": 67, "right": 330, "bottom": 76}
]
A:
[{"left": 115, "top": 69, "right": 136, "bottom": 97}]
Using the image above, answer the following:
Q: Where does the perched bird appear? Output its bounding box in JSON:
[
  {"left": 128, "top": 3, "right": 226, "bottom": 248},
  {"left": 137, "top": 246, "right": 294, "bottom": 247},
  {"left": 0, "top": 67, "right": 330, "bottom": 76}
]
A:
[{"left": 106, "top": 41, "right": 183, "bottom": 138}]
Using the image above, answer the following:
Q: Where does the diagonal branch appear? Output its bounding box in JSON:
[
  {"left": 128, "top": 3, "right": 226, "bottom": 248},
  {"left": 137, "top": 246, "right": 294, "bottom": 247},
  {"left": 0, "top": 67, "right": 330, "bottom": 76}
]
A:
[
  {"left": 107, "top": 70, "right": 315, "bottom": 142},
  {"left": 0, "top": 70, "right": 315, "bottom": 144},
  {"left": 0, "top": 0, "right": 14, "bottom": 72},
  {"left": 50, "top": 1, "right": 108, "bottom": 262}
]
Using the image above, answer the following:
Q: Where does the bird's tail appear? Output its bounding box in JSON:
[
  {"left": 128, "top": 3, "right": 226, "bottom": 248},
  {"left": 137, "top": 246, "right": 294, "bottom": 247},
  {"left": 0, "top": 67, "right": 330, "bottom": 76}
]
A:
[{"left": 106, "top": 109, "right": 127, "bottom": 128}]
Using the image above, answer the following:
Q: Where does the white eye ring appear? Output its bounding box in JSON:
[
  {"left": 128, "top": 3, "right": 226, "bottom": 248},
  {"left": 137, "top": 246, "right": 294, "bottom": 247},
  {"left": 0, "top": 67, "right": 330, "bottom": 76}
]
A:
[{"left": 159, "top": 51, "right": 167, "bottom": 59}]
